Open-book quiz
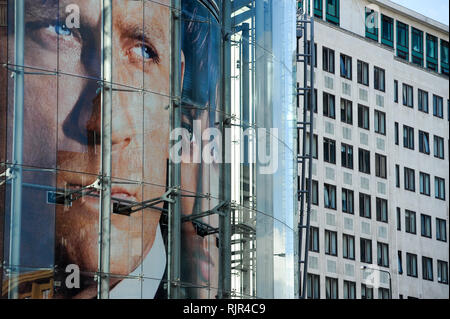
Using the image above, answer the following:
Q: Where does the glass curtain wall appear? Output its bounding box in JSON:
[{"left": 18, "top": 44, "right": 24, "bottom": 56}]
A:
[{"left": 0, "top": 0, "right": 296, "bottom": 299}]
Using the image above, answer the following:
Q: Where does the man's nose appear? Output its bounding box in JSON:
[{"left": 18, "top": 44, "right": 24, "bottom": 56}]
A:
[{"left": 86, "top": 92, "right": 134, "bottom": 150}]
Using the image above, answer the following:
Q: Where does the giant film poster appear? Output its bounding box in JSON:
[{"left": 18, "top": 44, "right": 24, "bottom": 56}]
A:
[{"left": 0, "top": 0, "right": 221, "bottom": 299}]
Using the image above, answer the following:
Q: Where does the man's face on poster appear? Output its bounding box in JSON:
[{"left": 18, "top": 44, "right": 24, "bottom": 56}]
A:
[{"left": 6, "top": 0, "right": 221, "bottom": 298}]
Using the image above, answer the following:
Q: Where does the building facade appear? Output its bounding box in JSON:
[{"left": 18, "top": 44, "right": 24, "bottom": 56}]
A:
[
  {"left": 0, "top": 0, "right": 298, "bottom": 299},
  {"left": 299, "top": 0, "right": 449, "bottom": 299}
]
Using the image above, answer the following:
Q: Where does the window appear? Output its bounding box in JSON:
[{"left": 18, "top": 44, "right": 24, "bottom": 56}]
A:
[
  {"left": 340, "top": 54, "right": 352, "bottom": 80},
  {"left": 309, "top": 226, "right": 320, "bottom": 252},
  {"left": 324, "top": 184, "right": 337, "bottom": 210},
  {"left": 341, "top": 143, "right": 353, "bottom": 169},
  {"left": 325, "top": 230, "right": 337, "bottom": 256},
  {"left": 342, "top": 188, "right": 354, "bottom": 214},
  {"left": 395, "top": 165, "right": 400, "bottom": 188},
  {"left": 306, "top": 88, "right": 318, "bottom": 113},
  {"left": 359, "top": 193, "right": 371, "bottom": 219},
  {"left": 419, "top": 172, "right": 430, "bottom": 196},
  {"left": 433, "top": 95, "right": 443, "bottom": 118},
  {"left": 340, "top": 99, "right": 353, "bottom": 124},
  {"left": 398, "top": 251, "right": 403, "bottom": 274},
  {"left": 323, "top": 47, "right": 335, "bottom": 73},
  {"left": 374, "top": 66, "right": 385, "bottom": 92},
  {"left": 343, "top": 234, "right": 355, "bottom": 260},
  {"left": 394, "top": 80, "right": 398, "bottom": 103},
  {"left": 357, "top": 60, "right": 369, "bottom": 86},
  {"left": 376, "top": 198, "right": 388, "bottom": 223},
  {"left": 441, "top": 40, "right": 449, "bottom": 76},
  {"left": 323, "top": 92, "right": 336, "bottom": 119},
  {"left": 306, "top": 179, "right": 319, "bottom": 206},
  {"left": 361, "top": 284, "right": 373, "bottom": 299},
  {"left": 343, "top": 281, "right": 356, "bottom": 299},
  {"left": 421, "top": 214, "right": 432, "bottom": 238},
  {"left": 378, "top": 288, "right": 390, "bottom": 299},
  {"left": 358, "top": 148, "right": 370, "bottom": 175},
  {"left": 325, "top": 0, "right": 339, "bottom": 25},
  {"left": 402, "top": 84, "right": 413, "bottom": 108},
  {"left": 405, "top": 210, "right": 416, "bottom": 234},
  {"left": 418, "top": 89, "right": 429, "bottom": 113},
  {"left": 426, "top": 34, "right": 438, "bottom": 72},
  {"left": 397, "top": 208, "right": 401, "bottom": 231},
  {"left": 411, "top": 28, "right": 424, "bottom": 67},
  {"left": 307, "top": 274, "right": 320, "bottom": 299},
  {"left": 403, "top": 125, "right": 414, "bottom": 150},
  {"left": 358, "top": 104, "right": 370, "bottom": 130},
  {"left": 437, "top": 260, "right": 449, "bottom": 284},
  {"left": 397, "top": 21, "right": 409, "bottom": 61},
  {"left": 374, "top": 110, "right": 386, "bottom": 135},
  {"left": 435, "top": 177, "right": 445, "bottom": 200},
  {"left": 382, "top": 250, "right": 398, "bottom": 282},
  {"left": 325, "top": 277, "right": 338, "bottom": 299},
  {"left": 404, "top": 167, "right": 415, "bottom": 192},
  {"left": 422, "top": 257, "right": 433, "bottom": 281},
  {"left": 360, "top": 238, "right": 372, "bottom": 264},
  {"left": 381, "top": 14, "right": 393, "bottom": 47},
  {"left": 375, "top": 154, "right": 386, "bottom": 179},
  {"left": 434, "top": 135, "right": 444, "bottom": 159},
  {"left": 406, "top": 253, "right": 418, "bottom": 277},
  {"left": 436, "top": 218, "right": 447, "bottom": 242},
  {"left": 323, "top": 138, "right": 336, "bottom": 164},
  {"left": 418, "top": 131, "right": 430, "bottom": 155},
  {"left": 394, "top": 122, "right": 399, "bottom": 145},
  {"left": 313, "top": 0, "right": 323, "bottom": 18},
  {"left": 365, "top": 8, "right": 378, "bottom": 41},
  {"left": 305, "top": 133, "right": 318, "bottom": 159}
]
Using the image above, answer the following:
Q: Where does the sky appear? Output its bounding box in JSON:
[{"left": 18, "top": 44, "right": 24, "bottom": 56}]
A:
[{"left": 391, "top": 0, "right": 449, "bottom": 25}]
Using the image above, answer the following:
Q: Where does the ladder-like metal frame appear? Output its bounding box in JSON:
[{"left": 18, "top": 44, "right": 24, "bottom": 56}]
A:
[{"left": 296, "top": 2, "right": 315, "bottom": 300}]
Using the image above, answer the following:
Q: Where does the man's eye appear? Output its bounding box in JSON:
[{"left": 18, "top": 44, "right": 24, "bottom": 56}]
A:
[
  {"left": 50, "top": 22, "right": 73, "bottom": 36},
  {"left": 131, "top": 44, "right": 158, "bottom": 61}
]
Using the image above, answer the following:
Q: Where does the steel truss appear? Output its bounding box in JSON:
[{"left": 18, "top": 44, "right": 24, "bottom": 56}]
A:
[{"left": 296, "top": 1, "right": 315, "bottom": 299}]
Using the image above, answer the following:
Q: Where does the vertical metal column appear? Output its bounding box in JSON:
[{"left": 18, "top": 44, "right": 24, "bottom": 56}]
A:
[
  {"left": 218, "top": 0, "right": 232, "bottom": 299},
  {"left": 97, "top": 0, "right": 113, "bottom": 299},
  {"left": 296, "top": 1, "right": 314, "bottom": 299},
  {"left": 168, "top": 0, "right": 182, "bottom": 299},
  {"left": 302, "top": 15, "right": 314, "bottom": 299},
  {"left": 8, "top": 0, "right": 25, "bottom": 300}
]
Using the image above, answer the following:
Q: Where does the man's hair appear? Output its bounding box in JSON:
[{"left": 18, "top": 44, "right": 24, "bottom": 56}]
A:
[{"left": 181, "top": 1, "right": 220, "bottom": 123}]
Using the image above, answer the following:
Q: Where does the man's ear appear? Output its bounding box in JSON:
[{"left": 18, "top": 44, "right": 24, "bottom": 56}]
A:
[{"left": 180, "top": 50, "right": 186, "bottom": 90}]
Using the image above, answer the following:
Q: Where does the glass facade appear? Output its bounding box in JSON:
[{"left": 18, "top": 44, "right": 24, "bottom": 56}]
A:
[{"left": 0, "top": 0, "right": 297, "bottom": 299}]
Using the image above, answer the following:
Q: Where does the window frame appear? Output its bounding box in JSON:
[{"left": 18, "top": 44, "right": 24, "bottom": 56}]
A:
[
  {"left": 377, "top": 242, "right": 389, "bottom": 268},
  {"left": 360, "top": 238, "right": 372, "bottom": 264},
  {"left": 359, "top": 193, "right": 371, "bottom": 219},
  {"left": 323, "top": 137, "right": 336, "bottom": 164},
  {"left": 418, "top": 89, "right": 429, "bottom": 113},
  {"left": 324, "top": 183, "right": 337, "bottom": 210},
  {"left": 323, "top": 92, "right": 336, "bottom": 119},
  {"left": 411, "top": 27, "right": 424, "bottom": 67},
  {"left": 419, "top": 172, "right": 430, "bottom": 196},
  {"left": 406, "top": 253, "right": 418, "bottom": 278},
  {"left": 358, "top": 148, "right": 371, "bottom": 175},
  {"left": 374, "top": 110, "right": 386, "bottom": 135},
  {"left": 396, "top": 21, "right": 409, "bottom": 61},
  {"left": 374, "top": 66, "right": 385, "bottom": 92},
  {"left": 325, "top": 0, "right": 340, "bottom": 25},
  {"left": 420, "top": 214, "right": 432, "bottom": 238},
  {"left": 340, "top": 53, "right": 352, "bottom": 80},
  {"left": 322, "top": 46, "right": 335, "bottom": 74},
  {"left": 405, "top": 210, "right": 417, "bottom": 234},
  {"left": 381, "top": 14, "right": 393, "bottom": 47},
  {"left": 357, "top": 60, "right": 369, "bottom": 86},
  {"left": 340, "top": 98, "right": 353, "bottom": 125},
  {"left": 343, "top": 234, "right": 355, "bottom": 260},
  {"left": 402, "top": 83, "right": 414, "bottom": 108},
  {"left": 341, "top": 143, "right": 354, "bottom": 170},
  {"left": 376, "top": 197, "right": 388, "bottom": 223},
  {"left": 418, "top": 130, "right": 430, "bottom": 155},
  {"left": 325, "top": 229, "right": 338, "bottom": 256},
  {"left": 358, "top": 104, "right": 370, "bottom": 130},
  {"left": 404, "top": 167, "right": 415, "bottom": 192}
]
